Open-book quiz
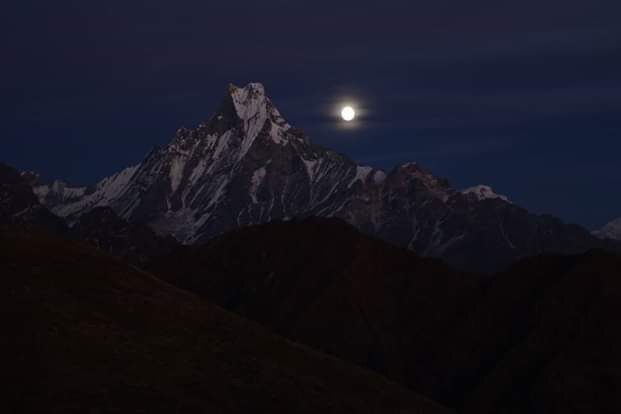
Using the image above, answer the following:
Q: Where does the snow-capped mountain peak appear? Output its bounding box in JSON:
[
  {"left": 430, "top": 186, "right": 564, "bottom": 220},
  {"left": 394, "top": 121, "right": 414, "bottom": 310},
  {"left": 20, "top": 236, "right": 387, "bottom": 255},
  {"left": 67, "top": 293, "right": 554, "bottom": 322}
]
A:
[
  {"left": 462, "top": 185, "right": 511, "bottom": 203},
  {"left": 229, "top": 83, "right": 266, "bottom": 117},
  {"left": 594, "top": 217, "right": 621, "bottom": 240},
  {"left": 34, "top": 83, "right": 354, "bottom": 242},
  {"left": 217, "top": 83, "right": 296, "bottom": 158},
  {"left": 229, "top": 82, "right": 268, "bottom": 129},
  {"left": 229, "top": 82, "right": 290, "bottom": 132}
]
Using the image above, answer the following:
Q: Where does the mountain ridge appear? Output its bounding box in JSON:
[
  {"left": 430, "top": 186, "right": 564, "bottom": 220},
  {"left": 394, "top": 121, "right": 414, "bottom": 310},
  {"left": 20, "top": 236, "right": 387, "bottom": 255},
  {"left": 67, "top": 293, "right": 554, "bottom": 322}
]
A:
[{"left": 150, "top": 217, "right": 621, "bottom": 413}]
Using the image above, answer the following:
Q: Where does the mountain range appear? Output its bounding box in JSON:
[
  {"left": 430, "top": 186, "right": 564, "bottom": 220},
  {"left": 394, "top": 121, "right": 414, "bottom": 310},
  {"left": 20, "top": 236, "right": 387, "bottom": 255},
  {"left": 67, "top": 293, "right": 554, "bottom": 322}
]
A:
[
  {"left": 29, "top": 83, "right": 620, "bottom": 272},
  {"left": 28, "top": 83, "right": 619, "bottom": 272},
  {"left": 34, "top": 83, "right": 618, "bottom": 271}
]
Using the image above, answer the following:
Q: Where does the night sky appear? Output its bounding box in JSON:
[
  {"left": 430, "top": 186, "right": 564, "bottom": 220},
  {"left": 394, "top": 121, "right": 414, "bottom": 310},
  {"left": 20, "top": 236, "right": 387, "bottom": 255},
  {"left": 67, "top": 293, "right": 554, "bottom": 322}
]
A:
[{"left": 3, "top": 0, "right": 621, "bottom": 229}]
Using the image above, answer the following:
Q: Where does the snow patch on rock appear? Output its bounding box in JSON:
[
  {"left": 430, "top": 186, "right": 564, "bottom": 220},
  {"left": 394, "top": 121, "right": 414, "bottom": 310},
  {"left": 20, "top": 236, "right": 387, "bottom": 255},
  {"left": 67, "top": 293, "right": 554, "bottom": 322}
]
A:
[
  {"left": 169, "top": 156, "right": 186, "bottom": 193},
  {"left": 250, "top": 167, "right": 266, "bottom": 204},
  {"left": 348, "top": 166, "right": 373, "bottom": 188},
  {"left": 373, "top": 170, "right": 387, "bottom": 184},
  {"left": 303, "top": 159, "right": 318, "bottom": 182},
  {"left": 47, "top": 165, "right": 139, "bottom": 218}
]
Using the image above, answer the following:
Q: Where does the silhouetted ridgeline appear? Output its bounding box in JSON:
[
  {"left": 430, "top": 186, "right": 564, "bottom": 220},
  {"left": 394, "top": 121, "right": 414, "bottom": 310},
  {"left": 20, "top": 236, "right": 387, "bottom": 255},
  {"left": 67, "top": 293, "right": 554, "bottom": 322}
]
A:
[{"left": 152, "top": 218, "right": 621, "bottom": 413}]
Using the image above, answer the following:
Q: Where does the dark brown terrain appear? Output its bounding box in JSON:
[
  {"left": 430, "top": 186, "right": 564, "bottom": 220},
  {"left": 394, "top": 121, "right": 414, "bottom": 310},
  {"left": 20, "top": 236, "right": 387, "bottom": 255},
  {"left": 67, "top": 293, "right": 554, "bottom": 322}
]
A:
[
  {"left": 71, "top": 206, "right": 178, "bottom": 266},
  {"left": 152, "top": 218, "right": 621, "bottom": 413},
  {"left": 2, "top": 230, "right": 449, "bottom": 414}
]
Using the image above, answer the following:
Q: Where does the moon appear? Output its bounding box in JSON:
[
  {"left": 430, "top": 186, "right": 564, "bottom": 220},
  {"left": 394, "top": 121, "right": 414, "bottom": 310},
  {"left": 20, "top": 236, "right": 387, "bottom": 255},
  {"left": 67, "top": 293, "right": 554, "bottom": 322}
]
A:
[{"left": 341, "top": 106, "right": 356, "bottom": 122}]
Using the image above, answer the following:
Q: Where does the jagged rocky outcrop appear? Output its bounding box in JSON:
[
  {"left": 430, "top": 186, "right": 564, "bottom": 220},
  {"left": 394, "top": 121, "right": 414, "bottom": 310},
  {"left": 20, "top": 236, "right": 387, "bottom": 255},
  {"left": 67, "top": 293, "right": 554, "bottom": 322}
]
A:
[
  {"left": 0, "top": 163, "right": 66, "bottom": 234},
  {"left": 33, "top": 83, "right": 619, "bottom": 272},
  {"left": 0, "top": 164, "right": 174, "bottom": 263}
]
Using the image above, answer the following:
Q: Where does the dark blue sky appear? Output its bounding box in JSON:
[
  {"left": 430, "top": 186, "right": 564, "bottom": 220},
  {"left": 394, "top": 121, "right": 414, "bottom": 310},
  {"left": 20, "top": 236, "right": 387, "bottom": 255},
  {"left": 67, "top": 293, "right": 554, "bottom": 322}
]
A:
[{"left": 2, "top": 0, "right": 621, "bottom": 229}]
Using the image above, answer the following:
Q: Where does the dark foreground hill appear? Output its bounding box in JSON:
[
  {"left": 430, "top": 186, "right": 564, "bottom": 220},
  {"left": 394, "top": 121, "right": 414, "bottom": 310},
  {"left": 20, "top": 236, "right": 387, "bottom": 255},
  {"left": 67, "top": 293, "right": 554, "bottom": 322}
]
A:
[
  {"left": 152, "top": 218, "right": 621, "bottom": 413},
  {"left": 2, "top": 231, "right": 449, "bottom": 414},
  {"left": 70, "top": 206, "right": 178, "bottom": 266}
]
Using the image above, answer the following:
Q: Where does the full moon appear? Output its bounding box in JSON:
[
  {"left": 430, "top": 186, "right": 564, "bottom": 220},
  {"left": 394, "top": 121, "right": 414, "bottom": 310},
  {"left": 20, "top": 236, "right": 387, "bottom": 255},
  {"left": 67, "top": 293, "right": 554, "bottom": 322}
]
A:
[{"left": 341, "top": 106, "right": 356, "bottom": 122}]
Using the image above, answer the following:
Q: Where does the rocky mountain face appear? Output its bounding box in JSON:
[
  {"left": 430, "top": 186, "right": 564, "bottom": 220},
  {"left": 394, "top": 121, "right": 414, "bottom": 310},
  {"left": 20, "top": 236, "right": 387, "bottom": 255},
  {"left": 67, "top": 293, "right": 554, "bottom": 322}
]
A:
[
  {"left": 151, "top": 218, "right": 621, "bottom": 414},
  {"left": 0, "top": 163, "right": 66, "bottom": 234},
  {"left": 594, "top": 217, "right": 621, "bottom": 240},
  {"left": 34, "top": 83, "right": 377, "bottom": 242},
  {"left": 0, "top": 164, "right": 174, "bottom": 263},
  {"left": 33, "top": 83, "right": 619, "bottom": 272}
]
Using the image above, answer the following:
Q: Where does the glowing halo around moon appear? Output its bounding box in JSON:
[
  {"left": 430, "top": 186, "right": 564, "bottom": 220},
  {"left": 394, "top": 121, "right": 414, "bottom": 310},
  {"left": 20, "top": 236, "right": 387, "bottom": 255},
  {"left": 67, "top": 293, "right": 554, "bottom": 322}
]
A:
[{"left": 340, "top": 105, "right": 356, "bottom": 122}]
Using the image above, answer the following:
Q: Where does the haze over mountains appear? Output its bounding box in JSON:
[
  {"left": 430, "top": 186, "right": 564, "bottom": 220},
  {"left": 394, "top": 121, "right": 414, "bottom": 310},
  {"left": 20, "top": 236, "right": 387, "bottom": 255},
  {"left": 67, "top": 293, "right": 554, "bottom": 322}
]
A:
[{"left": 28, "top": 83, "right": 620, "bottom": 272}]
